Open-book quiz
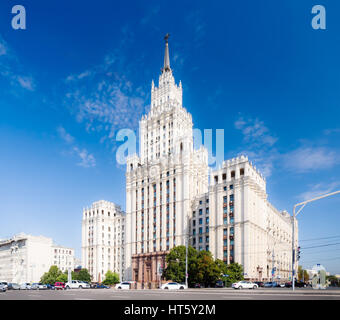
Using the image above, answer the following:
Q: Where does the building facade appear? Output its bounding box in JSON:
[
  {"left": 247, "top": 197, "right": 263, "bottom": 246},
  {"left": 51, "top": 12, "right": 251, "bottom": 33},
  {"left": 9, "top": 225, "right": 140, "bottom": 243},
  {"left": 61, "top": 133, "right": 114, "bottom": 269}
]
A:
[
  {"left": 0, "top": 233, "right": 76, "bottom": 283},
  {"left": 81, "top": 200, "right": 125, "bottom": 282},
  {"left": 191, "top": 156, "right": 297, "bottom": 281},
  {"left": 125, "top": 35, "right": 209, "bottom": 288},
  {"left": 51, "top": 245, "right": 75, "bottom": 273},
  {"left": 124, "top": 36, "right": 297, "bottom": 286}
]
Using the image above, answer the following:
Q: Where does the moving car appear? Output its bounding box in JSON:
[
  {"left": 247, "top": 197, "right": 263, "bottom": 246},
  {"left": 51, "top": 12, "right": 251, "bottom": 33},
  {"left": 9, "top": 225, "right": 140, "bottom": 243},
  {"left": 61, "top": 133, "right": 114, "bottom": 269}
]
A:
[
  {"left": 232, "top": 281, "right": 258, "bottom": 289},
  {"left": 20, "top": 283, "right": 32, "bottom": 290},
  {"left": 54, "top": 282, "right": 65, "bottom": 290},
  {"left": 161, "top": 282, "right": 187, "bottom": 290},
  {"left": 0, "top": 284, "right": 6, "bottom": 292},
  {"left": 115, "top": 282, "right": 131, "bottom": 290},
  {"left": 65, "top": 280, "right": 90, "bottom": 289}
]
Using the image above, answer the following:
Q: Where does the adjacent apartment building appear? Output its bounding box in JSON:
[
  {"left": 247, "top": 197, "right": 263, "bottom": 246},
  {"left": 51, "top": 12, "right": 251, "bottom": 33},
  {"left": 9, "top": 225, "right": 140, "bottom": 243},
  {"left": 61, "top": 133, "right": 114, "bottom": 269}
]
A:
[
  {"left": 124, "top": 36, "right": 297, "bottom": 288},
  {"left": 0, "top": 233, "right": 76, "bottom": 283},
  {"left": 81, "top": 200, "right": 125, "bottom": 282}
]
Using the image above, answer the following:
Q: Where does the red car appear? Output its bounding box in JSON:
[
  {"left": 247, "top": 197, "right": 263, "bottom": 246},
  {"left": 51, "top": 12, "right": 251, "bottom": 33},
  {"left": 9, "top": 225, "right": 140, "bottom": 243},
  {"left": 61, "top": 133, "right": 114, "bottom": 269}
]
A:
[{"left": 54, "top": 282, "right": 65, "bottom": 290}]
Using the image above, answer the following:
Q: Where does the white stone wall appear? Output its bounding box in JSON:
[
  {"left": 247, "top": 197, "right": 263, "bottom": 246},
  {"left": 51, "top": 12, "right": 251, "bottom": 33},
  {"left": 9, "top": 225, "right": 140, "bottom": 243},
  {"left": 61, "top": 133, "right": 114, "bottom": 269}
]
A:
[
  {"left": 0, "top": 233, "right": 55, "bottom": 283},
  {"left": 82, "top": 200, "right": 125, "bottom": 282}
]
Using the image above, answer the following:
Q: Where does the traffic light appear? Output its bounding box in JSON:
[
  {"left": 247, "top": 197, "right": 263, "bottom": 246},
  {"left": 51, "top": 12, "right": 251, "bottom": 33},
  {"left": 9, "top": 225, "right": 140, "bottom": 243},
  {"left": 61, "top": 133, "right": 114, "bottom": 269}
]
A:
[{"left": 297, "top": 246, "right": 301, "bottom": 261}]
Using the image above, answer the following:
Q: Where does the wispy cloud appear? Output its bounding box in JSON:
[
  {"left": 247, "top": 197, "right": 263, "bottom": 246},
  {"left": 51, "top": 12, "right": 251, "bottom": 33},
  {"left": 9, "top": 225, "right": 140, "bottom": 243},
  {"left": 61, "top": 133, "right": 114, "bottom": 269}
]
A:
[
  {"left": 73, "top": 146, "right": 96, "bottom": 168},
  {"left": 57, "top": 126, "right": 75, "bottom": 144},
  {"left": 235, "top": 116, "right": 277, "bottom": 147},
  {"left": 234, "top": 116, "right": 278, "bottom": 177},
  {"left": 0, "top": 35, "right": 36, "bottom": 91},
  {"left": 57, "top": 126, "right": 96, "bottom": 168},
  {"left": 297, "top": 182, "right": 340, "bottom": 201},
  {"left": 63, "top": 29, "right": 148, "bottom": 148},
  {"left": 283, "top": 146, "right": 339, "bottom": 173}
]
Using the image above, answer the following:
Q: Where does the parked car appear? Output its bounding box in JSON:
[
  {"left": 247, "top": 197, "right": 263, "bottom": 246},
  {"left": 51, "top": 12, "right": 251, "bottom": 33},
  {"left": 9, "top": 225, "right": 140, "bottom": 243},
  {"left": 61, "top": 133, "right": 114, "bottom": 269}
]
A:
[
  {"left": 20, "top": 283, "right": 32, "bottom": 290},
  {"left": 254, "top": 281, "right": 264, "bottom": 287},
  {"left": 54, "top": 282, "right": 65, "bottom": 290},
  {"left": 161, "top": 282, "right": 187, "bottom": 290},
  {"left": 8, "top": 283, "right": 20, "bottom": 290},
  {"left": 0, "top": 284, "right": 6, "bottom": 292},
  {"left": 215, "top": 280, "right": 224, "bottom": 288},
  {"left": 115, "top": 282, "right": 131, "bottom": 290},
  {"left": 264, "top": 281, "right": 279, "bottom": 288},
  {"left": 65, "top": 280, "right": 90, "bottom": 289},
  {"left": 46, "top": 284, "right": 55, "bottom": 290},
  {"left": 194, "top": 283, "right": 201, "bottom": 288},
  {"left": 31, "top": 283, "right": 48, "bottom": 290},
  {"left": 94, "top": 283, "right": 110, "bottom": 289},
  {"left": 0, "top": 282, "right": 8, "bottom": 290},
  {"left": 284, "top": 281, "right": 307, "bottom": 288},
  {"left": 232, "top": 281, "right": 258, "bottom": 289}
]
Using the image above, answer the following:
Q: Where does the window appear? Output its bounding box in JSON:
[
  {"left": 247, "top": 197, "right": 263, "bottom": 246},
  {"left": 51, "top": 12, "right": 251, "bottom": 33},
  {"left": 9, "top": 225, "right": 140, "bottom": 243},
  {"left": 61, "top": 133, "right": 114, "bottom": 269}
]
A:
[
  {"left": 193, "top": 211, "right": 196, "bottom": 217},
  {"left": 222, "top": 173, "right": 226, "bottom": 180},
  {"left": 199, "top": 218, "right": 202, "bottom": 225},
  {"left": 206, "top": 208, "right": 209, "bottom": 214},
  {"left": 230, "top": 184, "right": 234, "bottom": 190},
  {"left": 206, "top": 217, "right": 209, "bottom": 224},
  {"left": 240, "top": 168, "right": 244, "bottom": 176},
  {"left": 199, "top": 237, "right": 203, "bottom": 243},
  {"left": 199, "top": 209, "right": 202, "bottom": 215},
  {"left": 193, "top": 220, "right": 196, "bottom": 227},
  {"left": 199, "top": 227, "right": 202, "bottom": 234},
  {"left": 231, "top": 171, "right": 235, "bottom": 178}
]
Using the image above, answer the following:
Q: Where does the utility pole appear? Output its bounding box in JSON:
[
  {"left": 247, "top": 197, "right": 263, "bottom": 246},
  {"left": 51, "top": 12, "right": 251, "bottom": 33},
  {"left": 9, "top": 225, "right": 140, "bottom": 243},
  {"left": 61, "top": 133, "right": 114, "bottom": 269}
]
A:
[
  {"left": 291, "top": 189, "right": 340, "bottom": 291},
  {"left": 271, "top": 249, "right": 275, "bottom": 283},
  {"left": 185, "top": 212, "right": 189, "bottom": 288}
]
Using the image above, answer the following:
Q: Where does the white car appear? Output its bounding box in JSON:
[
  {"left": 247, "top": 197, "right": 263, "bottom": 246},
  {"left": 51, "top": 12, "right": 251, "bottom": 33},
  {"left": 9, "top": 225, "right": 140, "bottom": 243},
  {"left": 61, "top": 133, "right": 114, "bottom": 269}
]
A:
[
  {"left": 232, "top": 281, "right": 258, "bottom": 289},
  {"left": 115, "top": 282, "right": 131, "bottom": 290},
  {"left": 65, "top": 280, "right": 90, "bottom": 289},
  {"left": 31, "top": 283, "right": 47, "bottom": 290},
  {"left": 20, "top": 283, "right": 32, "bottom": 290},
  {"left": 0, "top": 282, "right": 8, "bottom": 290},
  {"left": 161, "top": 282, "right": 187, "bottom": 290}
]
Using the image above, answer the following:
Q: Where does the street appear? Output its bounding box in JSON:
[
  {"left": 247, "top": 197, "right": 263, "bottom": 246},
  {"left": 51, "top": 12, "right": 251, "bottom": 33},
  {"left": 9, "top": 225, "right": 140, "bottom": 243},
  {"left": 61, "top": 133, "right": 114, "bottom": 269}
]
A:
[{"left": 1, "top": 288, "right": 340, "bottom": 300}]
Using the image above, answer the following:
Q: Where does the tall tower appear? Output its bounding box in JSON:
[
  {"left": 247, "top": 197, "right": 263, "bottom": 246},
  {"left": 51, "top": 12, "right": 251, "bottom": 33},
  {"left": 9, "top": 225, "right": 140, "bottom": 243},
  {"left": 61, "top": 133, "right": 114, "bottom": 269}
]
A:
[{"left": 125, "top": 35, "right": 209, "bottom": 288}]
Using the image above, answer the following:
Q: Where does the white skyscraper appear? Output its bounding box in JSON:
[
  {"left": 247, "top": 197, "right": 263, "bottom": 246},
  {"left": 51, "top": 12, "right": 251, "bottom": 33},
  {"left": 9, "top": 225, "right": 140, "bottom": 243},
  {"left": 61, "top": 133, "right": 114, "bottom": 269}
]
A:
[
  {"left": 124, "top": 35, "right": 297, "bottom": 287},
  {"left": 82, "top": 200, "right": 125, "bottom": 282},
  {"left": 125, "top": 35, "right": 209, "bottom": 288}
]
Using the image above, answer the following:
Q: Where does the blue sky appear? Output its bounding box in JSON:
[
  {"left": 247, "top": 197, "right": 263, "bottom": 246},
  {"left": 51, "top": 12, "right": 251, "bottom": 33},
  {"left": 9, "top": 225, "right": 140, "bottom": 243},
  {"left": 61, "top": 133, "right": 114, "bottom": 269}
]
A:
[{"left": 1, "top": 0, "right": 340, "bottom": 274}]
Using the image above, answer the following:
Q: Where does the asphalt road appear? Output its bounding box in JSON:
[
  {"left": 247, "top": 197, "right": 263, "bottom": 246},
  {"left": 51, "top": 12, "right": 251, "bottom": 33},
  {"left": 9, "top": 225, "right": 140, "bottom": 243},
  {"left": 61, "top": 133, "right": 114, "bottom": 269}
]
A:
[{"left": 1, "top": 287, "right": 340, "bottom": 300}]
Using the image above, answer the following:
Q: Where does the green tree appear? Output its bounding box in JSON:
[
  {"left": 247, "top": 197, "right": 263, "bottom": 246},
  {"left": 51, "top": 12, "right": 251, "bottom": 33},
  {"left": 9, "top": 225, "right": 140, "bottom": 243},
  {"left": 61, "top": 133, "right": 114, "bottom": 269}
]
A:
[
  {"left": 297, "top": 266, "right": 309, "bottom": 282},
  {"left": 74, "top": 268, "right": 92, "bottom": 282},
  {"left": 102, "top": 270, "right": 120, "bottom": 285},
  {"left": 163, "top": 245, "right": 198, "bottom": 284},
  {"left": 56, "top": 273, "right": 68, "bottom": 283},
  {"left": 40, "top": 265, "right": 62, "bottom": 285},
  {"left": 193, "top": 251, "right": 222, "bottom": 287},
  {"left": 223, "top": 263, "right": 244, "bottom": 287}
]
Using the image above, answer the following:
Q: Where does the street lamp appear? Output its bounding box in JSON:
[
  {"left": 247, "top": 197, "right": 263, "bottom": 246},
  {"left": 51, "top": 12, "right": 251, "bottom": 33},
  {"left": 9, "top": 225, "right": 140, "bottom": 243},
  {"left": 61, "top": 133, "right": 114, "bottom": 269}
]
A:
[{"left": 291, "top": 189, "right": 340, "bottom": 291}]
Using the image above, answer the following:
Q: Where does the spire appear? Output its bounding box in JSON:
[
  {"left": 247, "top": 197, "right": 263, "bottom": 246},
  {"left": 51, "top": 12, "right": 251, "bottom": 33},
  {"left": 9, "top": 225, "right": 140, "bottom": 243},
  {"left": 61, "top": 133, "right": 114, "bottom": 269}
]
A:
[{"left": 163, "top": 33, "right": 171, "bottom": 72}]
